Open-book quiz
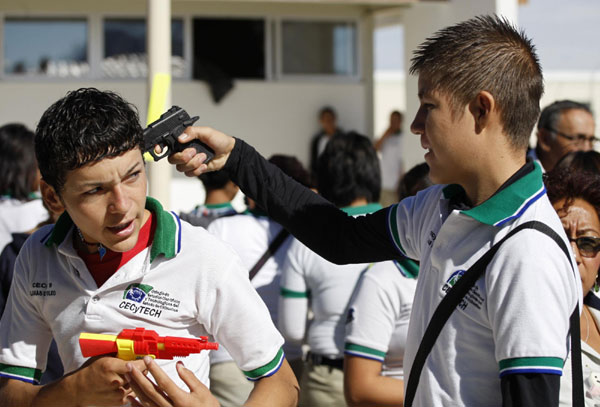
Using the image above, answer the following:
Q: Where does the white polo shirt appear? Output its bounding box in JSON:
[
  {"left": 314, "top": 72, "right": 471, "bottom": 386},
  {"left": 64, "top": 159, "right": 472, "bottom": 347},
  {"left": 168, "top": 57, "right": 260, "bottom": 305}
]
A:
[
  {"left": 0, "top": 197, "right": 284, "bottom": 387},
  {"left": 388, "top": 162, "right": 580, "bottom": 406},
  {"left": 279, "top": 203, "right": 381, "bottom": 358},
  {"left": 344, "top": 258, "right": 417, "bottom": 380}
]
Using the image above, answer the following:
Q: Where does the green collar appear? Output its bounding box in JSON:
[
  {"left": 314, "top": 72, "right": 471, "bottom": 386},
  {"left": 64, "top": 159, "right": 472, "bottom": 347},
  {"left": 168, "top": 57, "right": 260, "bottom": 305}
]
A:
[
  {"left": 394, "top": 258, "right": 418, "bottom": 279},
  {"left": 204, "top": 202, "right": 233, "bottom": 210},
  {"left": 442, "top": 161, "right": 545, "bottom": 227},
  {"left": 44, "top": 197, "right": 181, "bottom": 263},
  {"left": 341, "top": 203, "right": 382, "bottom": 216},
  {"left": 245, "top": 207, "right": 268, "bottom": 218}
]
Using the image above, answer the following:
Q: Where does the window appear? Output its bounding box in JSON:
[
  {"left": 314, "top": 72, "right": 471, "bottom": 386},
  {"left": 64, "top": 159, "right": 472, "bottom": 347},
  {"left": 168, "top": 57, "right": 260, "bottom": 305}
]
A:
[
  {"left": 281, "top": 20, "right": 357, "bottom": 77},
  {"left": 3, "top": 18, "right": 88, "bottom": 77},
  {"left": 103, "top": 18, "right": 184, "bottom": 78},
  {"left": 192, "top": 18, "right": 265, "bottom": 80}
]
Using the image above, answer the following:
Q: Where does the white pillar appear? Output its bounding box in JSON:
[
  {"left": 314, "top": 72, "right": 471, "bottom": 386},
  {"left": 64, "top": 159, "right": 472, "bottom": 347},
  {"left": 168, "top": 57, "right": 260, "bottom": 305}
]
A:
[
  {"left": 363, "top": 12, "right": 375, "bottom": 138},
  {"left": 496, "top": 0, "right": 519, "bottom": 25},
  {"left": 147, "top": 0, "right": 172, "bottom": 208}
]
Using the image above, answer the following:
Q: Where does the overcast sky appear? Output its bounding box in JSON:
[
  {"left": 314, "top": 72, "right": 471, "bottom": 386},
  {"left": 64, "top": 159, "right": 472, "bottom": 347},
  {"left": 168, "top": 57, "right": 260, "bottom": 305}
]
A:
[{"left": 375, "top": 0, "right": 600, "bottom": 72}]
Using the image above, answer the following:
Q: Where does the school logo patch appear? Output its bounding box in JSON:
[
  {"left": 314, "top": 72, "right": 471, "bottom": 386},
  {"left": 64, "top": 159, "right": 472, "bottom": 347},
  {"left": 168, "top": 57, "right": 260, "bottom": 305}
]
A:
[
  {"left": 442, "top": 270, "right": 465, "bottom": 292},
  {"left": 441, "top": 269, "right": 485, "bottom": 311},
  {"left": 119, "top": 284, "right": 181, "bottom": 319},
  {"left": 123, "top": 283, "right": 153, "bottom": 303}
]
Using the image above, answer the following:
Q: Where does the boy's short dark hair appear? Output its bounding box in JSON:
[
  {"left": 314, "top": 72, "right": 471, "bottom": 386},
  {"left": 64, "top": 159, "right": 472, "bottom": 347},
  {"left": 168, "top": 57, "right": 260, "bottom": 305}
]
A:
[
  {"left": 537, "top": 100, "right": 593, "bottom": 132},
  {"left": 398, "top": 162, "right": 432, "bottom": 201},
  {"left": 410, "top": 15, "right": 543, "bottom": 150},
  {"left": 0, "top": 123, "right": 38, "bottom": 201},
  {"left": 35, "top": 88, "right": 144, "bottom": 192},
  {"left": 317, "top": 131, "right": 381, "bottom": 207},
  {"left": 199, "top": 170, "right": 233, "bottom": 192},
  {"left": 268, "top": 154, "right": 312, "bottom": 188}
]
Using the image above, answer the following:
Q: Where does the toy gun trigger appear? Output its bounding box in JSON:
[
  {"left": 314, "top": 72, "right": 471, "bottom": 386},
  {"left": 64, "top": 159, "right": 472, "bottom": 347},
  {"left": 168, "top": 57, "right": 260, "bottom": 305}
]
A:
[{"left": 147, "top": 139, "right": 172, "bottom": 161}]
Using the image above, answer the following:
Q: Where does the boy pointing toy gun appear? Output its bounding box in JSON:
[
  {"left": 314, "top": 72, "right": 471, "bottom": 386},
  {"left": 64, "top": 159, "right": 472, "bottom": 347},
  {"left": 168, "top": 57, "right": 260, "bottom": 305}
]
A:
[
  {"left": 168, "top": 16, "right": 581, "bottom": 407},
  {"left": 0, "top": 88, "right": 298, "bottom": 407}
]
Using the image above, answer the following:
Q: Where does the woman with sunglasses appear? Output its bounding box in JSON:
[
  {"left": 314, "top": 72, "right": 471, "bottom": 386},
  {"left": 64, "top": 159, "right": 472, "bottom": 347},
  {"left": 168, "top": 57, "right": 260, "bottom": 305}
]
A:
[{"left": 545, "top": 168, "right": 600, "bottom": 405}]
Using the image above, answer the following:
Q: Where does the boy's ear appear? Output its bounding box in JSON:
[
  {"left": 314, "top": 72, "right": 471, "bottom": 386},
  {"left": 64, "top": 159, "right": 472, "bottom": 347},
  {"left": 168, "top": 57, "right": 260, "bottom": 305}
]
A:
[
  {"left": 469, "top": 91, "right": 495, "bottom": 133},
  {"left": 40, "top": 180, "right": 66, "bottom": 214}
]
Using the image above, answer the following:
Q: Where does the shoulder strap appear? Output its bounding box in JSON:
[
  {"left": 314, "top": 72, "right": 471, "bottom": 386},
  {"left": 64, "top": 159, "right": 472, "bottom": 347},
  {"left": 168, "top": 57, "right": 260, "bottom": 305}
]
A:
[
  {"left": 404, "top": 221, "right": 583, "bottom": 407},
  {"left": 248, "top": 228, "right": 290, "bottom": 280}
]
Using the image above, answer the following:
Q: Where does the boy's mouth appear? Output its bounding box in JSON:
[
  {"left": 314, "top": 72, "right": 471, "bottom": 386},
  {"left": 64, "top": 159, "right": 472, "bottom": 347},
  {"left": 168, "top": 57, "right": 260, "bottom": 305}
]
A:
[{"left": 107, "top": 220, "right": 134, "bottom": 236}]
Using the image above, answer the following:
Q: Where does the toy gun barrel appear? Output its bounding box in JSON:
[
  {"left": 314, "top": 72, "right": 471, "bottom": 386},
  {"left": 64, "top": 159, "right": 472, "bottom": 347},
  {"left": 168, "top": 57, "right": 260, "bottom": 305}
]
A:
[{"left": 79, "top": 328, "right": 218, "bottom": 361}]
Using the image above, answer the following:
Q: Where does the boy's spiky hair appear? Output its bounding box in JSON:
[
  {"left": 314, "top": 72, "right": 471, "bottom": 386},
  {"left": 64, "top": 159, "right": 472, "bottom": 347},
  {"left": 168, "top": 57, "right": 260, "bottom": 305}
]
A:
[{"left": 410, "top": 15, "right": 544, "bottom": 150}]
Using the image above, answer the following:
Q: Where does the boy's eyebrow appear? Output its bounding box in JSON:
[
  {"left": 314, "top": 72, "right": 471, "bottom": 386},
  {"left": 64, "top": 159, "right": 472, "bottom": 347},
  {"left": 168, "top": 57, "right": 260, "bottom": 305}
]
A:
[{"left": 78, "top": 162, "right": 142, "bottom": 188}]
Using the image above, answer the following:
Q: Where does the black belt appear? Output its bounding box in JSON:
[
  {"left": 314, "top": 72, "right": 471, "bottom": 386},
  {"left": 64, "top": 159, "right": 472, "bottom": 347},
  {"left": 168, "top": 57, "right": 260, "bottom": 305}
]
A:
[{"left": 307, "top": 352, "right": 344, "bottom": 370}]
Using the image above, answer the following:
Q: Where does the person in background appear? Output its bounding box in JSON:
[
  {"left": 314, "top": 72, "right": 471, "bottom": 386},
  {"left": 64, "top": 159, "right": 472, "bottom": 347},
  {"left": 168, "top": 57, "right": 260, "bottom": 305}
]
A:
[
  {"left": 397, "top": 162, "right": 433, "bottom": 201},
  {"left": 206, "top": 154, "right": 312, "bottom": 407},
  {"left": 545, "top": 168, "right": 600, "bottom": 406},
  {"left": 530, "top": 100, "right": 596, "bottom": 172},
  {"left": 343, "top": 163, "right": 429, "bottom": 407},
  {"left": 179, "top": 169, "right": 239, "bottom": 228},
  {"left": 309, "top": 106, "right": 345, "bottom": 181},
  {"left": 375, "top": 110, "right": 406, "bottom": 207},
  {"left": 279, "top": 132, "right": 382, "bottom": 406},
  {"left": 0, "top": 123, "right": 48, "bottom": 252}
]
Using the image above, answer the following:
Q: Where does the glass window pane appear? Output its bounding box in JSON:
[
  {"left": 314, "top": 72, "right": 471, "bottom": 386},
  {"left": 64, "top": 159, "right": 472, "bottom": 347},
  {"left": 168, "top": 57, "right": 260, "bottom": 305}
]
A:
[
  {"left": 193, "top": 18, "right": 265, "bottom": 80},
  {"left": 4, "top": 19, "right": 88, "bottom": 77},
  {"left": 282, "top": 21, "right": 357, "bottom": 76},
  {"left": 103, "top": 18, "right": 184, "bottom": 78}
]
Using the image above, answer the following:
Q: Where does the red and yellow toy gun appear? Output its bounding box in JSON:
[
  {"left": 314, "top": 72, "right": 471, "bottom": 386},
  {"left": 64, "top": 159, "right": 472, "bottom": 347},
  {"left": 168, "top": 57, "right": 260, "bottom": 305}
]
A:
[{"left": 79, "top": 327, "right": 219, "bottom": 361}]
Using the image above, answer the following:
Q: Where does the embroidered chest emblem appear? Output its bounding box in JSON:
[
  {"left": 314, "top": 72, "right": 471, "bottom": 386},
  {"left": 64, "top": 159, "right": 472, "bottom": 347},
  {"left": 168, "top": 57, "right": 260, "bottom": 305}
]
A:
[
  {"left": 119, "top": 283, "right": 181, "bottom": 318},
  {"left": 441, "top": 270, "right": 485, "bottom": 311}
]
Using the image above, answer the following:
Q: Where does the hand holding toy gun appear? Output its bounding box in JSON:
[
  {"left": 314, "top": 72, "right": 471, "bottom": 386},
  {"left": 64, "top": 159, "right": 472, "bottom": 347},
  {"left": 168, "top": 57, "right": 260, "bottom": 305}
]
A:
[
  {"left": 79, "top": 328, "right": 219, "bottom": 361},
  {"left": 143, "top": 106, "right": 215, "bottom": 162}
]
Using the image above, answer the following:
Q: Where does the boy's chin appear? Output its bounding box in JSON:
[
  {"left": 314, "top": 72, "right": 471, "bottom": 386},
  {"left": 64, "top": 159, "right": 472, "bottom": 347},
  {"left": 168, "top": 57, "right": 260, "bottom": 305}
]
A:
[{"left": 106, "top": 234, "right": 140, "bottom": 253}]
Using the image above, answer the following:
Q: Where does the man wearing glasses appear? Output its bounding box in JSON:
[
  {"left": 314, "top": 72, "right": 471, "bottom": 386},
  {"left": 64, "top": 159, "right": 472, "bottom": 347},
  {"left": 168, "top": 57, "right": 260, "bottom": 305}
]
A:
[{"left": 531, "top": 100, "right": 596, "bottom": 172}]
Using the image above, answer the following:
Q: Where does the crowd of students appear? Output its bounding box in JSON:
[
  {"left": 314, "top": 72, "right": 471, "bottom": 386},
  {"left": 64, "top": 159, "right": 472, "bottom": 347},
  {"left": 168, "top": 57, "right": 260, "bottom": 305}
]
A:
[{"left": 1, "top": 13, "right": 600, "bottom": 407}]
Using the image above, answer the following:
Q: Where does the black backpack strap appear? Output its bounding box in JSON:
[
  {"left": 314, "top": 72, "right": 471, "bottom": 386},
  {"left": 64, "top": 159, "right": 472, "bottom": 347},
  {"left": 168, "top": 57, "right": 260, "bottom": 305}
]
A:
[
  {"left": 248, "top": 228, "right": 290, "bottom": 280},
  {"left": 404, "top": 221, "right": 583, "bottom": 407}
]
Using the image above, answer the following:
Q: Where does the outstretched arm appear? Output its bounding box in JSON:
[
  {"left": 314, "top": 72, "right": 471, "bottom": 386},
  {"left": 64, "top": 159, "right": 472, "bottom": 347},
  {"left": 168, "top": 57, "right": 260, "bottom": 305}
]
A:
[{"left": 168, "top": 128, "right": 400, "bottom": 264}]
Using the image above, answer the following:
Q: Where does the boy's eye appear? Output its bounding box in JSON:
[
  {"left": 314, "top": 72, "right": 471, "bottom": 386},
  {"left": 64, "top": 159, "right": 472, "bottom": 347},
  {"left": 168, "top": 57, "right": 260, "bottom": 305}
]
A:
[
  {"left": 127, "top": 171, "right": 141, "bottom": 181},
  {"left": 424, "top": 103, "right": 435, "bottom": 110},
  {"left": 85, "top": 187, "right": 101, "bottom": 195}
]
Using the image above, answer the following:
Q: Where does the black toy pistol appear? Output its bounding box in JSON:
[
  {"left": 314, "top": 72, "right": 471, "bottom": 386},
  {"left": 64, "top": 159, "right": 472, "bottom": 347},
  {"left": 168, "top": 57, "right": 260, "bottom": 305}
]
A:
[{"left": 143, "top": 106, "right": 215, "bottom": 162}]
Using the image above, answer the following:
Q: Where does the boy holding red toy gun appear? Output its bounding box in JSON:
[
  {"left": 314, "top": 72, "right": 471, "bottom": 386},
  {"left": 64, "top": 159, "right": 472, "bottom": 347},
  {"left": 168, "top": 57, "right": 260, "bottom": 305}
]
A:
[{"left": 0, "top": 88, "right": 298, "bottom": 407}]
